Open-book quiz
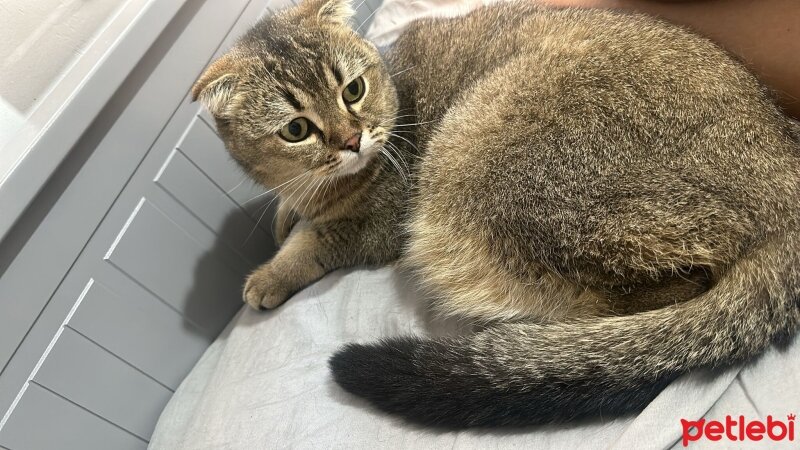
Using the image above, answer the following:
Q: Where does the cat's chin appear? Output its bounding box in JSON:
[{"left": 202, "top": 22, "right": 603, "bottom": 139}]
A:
[
  {"left": 336, "top": 149, "right": 377, "bottom": 177},
  {"left": 334, "top": 133, "right": 383, "bottom": 177}
]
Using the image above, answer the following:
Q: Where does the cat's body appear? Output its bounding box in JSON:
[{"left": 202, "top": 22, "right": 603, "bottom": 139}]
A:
[
  {"left": 193, "top": 0, "right": 800, "bottom": 427},
  {"left": 391, "top": 4, "right": 782, "bottom": 320}
]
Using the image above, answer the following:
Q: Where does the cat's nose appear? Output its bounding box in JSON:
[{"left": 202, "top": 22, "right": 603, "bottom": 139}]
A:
[{"left": 343, "top": 132, "right": 361, "bottom": 153}]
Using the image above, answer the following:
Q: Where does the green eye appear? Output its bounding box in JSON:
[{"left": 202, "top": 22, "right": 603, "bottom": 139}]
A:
[
  {"left": 342, "top": 76, "right": 365, "bottom": 104},
  {"left": 279, "top": 117, "right": 311, "bottom": 142}
]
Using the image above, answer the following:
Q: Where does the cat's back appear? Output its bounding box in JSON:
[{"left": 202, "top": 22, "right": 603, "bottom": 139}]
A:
[
  {"left": 399, "top": 1, "right": 799, "bottom": 284},
  {"left": 388, "top": 2, "right": 751, "bottom": 123},
  {"left": 390, "top": 2, "right": 797, "bottom": 191}
]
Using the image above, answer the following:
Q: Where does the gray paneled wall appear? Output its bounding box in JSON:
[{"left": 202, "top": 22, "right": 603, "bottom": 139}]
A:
[
  {"left": 0, "top": 0, "right": 384, "bottom": 448},
  {"left": 0, "top": 0, "right": 270, "bottom": 445}
]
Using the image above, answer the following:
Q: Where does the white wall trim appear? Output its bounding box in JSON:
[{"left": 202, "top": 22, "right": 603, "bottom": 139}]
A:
[{"left": 0, "top": 0, "right": 188, "bottom": 244}]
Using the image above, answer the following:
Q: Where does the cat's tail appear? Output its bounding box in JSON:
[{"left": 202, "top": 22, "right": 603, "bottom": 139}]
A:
[{"left": 329, "top": 231, "right": 800, "bottom": 427}]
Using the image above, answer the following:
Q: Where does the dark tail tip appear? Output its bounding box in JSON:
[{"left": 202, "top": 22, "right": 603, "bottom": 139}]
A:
[
  {"left": 329, "top": 338, "right": 423, "bottom": 405},
  {"left": 329, "top": 337, "right": 473, "bottom": 427},
  {"left": 329, "top": 337, "right": 516, "bottom": 428},
  {"left": 329, "top": 335, "right": 674, "bottom": 428}
]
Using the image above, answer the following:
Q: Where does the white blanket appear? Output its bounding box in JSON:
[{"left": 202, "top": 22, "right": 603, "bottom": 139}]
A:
[
  {"left": 364, "top": 0, "right": 502, "bottom": 47},
  {"left": 149, "top": 267, "right": 799, "bottom": 449}
]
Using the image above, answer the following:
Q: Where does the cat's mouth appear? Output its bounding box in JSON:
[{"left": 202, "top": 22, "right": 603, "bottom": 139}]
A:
[{"left": 334, "top": 131, "right": 382, "bottom": 176}]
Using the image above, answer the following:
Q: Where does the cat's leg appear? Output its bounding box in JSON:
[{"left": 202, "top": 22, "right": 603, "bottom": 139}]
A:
[
  {"left": 273, "top": 201, "right": 298, "bottom": 246},
  {"left": 244, "top": 217, "right": 400, "bottom": 310},
  {"left": 245, "top": 221, "right": 325, "bottom": 309}
]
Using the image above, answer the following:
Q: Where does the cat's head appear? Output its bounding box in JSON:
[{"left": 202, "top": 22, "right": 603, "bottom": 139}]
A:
[{"left": 192, "top": 0, "right": 398, "bottom": 191}]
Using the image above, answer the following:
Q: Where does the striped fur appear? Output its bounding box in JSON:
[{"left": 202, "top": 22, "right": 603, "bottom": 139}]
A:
[{"left": 194, "top": 0, "right": 800, "bottom": 427}]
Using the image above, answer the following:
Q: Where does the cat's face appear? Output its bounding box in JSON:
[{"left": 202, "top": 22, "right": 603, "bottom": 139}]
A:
[{"left": 192, "top": 0, "right": 398, "bottom": 192}]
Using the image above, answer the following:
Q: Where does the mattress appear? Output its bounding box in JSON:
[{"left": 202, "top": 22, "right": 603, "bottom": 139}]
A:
[{"left": 149, "top": 2, "right": 800, "bottom": 448}]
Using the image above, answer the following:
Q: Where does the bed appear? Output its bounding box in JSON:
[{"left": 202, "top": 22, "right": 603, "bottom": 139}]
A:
[{"left": 149, "top": 2, "right": 800, "bottom": 448}]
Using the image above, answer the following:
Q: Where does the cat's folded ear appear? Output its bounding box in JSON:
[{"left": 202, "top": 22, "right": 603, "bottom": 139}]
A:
[
  {"left": 296, "top": 0, "right": 354, "bottom": 26},
  {"left": 191, "top": 53, "right": 240, "bottom": 118}
]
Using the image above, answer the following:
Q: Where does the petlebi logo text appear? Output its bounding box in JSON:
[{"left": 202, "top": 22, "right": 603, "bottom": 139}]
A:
[{"left": 681, "top": 414, "right": 796, "bottom": 446}]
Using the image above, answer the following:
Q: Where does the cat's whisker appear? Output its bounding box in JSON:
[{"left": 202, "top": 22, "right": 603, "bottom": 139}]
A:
[
  {"left": 390, "top": 108, "right": 416, "bottom": 117},
  {"left": 278, "top": 175, "right": 314, "bottom": 239},
  {"left": 243, "top": 190, "right": 273, "bottom": 205},
  {"left": 390, "top": 65, "right": 416, "bottom": 79},
  {"left": 355, "top": 7, "right": 379, "bottom": 33},
  {"left": 302, "top": 175, "right": 328, "bottom": 215},
  {"left": 387, "top": 140, "right": 420, "bottom": 160},
  {"left": 270, "top": 204, "right": 280, "bottom": 242},
  {"left": 253, "top": 172, "right": 308, "bottom": 220},
  {"left": 385, "top": 142, "right": 413, "bottom": 176},
  {"left": 378, "top": 114, "right": 417, "bottom": 127},
  {"left": 245, "top": 171, "right": 311, "bottom": 244},
  {"left": 288, "top": 174, "right": 315, "bottom": 207},
  {"left": 245, "top": 195, "right": 278, "bottom": 245},
  {"left": 325, "top": 163, "right": 341, "bottom": 176},
  {"left": 272, "top": 175, "right": 314, "bottom": 236},
  {"left": 276, "top": 172, "right": 314, "bottom": 208},
  {"left": 264, "top": 171, "right": 311, "bottom": 238},
  {"left": 385, "top": 140, "right": 417, "bottom": 163},
  {"left": 384, "top": 113, "right": 417, "bottom": 121},
  {"left": 379, "top": 151, "right": 401, "bottom": 181},
  {"left": 322, "top": 175, "right": 334, "bottom": 202},
  {"left": 384, "top": 141, "right": 410, "bottom": 168},
  {"left": 378, "top": 113, "right": 418, "bottom": 126},
  {"left": 225, "top": 178, "right": 246, "bottom": 195},
  {"left": 243, "top": 171, "right": 309, "bottom": 205},
  {"left": 292, "top": 173, "right": 323, "bottom": 215},
  {"left": 301, "top": 173, "right": 333, "bottom": 217},
  {"left": 259, "top": 195, "right": 283, "bottom": 238},
  {"left": 255, "top": 190, "right": 278, "bottom": 216},
  {"left": 387, "top": 131, "right": 420, "bottom": 152},
  {"left": 379, "top": 147, "right": 408, "bottom": 183},
  {"left": 378, "top": 114, "right": 422, "bottom": 130},
  {"left": 280, "top": 204, "right": 294, "bottom": 243},
  {"left": 353, "top": 0, "right": 367, "bottom": 13},
  {"left": 392, "top": 119, "right": 435, "bottom": 128},
  {"left": 315, "top": 176, "right": 334, "bottom": 215}
]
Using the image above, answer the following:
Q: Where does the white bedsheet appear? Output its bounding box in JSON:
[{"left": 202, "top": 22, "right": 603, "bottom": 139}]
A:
[
  {"left": 364, "top": 0, "right": 502, "bottom": 47},
  {"left": 149, "top": 267, "right": 799, "bottom": 449}
]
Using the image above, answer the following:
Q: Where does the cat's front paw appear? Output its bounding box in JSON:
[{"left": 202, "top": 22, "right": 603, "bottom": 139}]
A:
[{"left": 243, "top": 264, "right": 291, "bottom": 310}]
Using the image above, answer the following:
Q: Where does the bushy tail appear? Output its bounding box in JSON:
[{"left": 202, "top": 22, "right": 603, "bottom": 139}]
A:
[{"left": 329, "top": 232, "right": 800, "bottom": 427}]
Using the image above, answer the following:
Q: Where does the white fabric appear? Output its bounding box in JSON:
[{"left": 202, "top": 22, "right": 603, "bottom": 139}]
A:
[
  {"left": 365, "top": 0, "right": 501, "bottom": 47},
  {"left": 149, "top": 267, "right": 800, "bottom": 449}
]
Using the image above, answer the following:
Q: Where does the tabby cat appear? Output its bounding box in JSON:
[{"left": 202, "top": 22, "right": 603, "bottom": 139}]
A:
[{"left": 192, "top": 0, "right": 800, "bottom": 427}]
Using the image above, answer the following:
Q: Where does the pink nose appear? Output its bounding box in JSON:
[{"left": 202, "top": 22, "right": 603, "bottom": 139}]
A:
[{"left": 343, "top": 132, "right": 361, "bottom": 152}]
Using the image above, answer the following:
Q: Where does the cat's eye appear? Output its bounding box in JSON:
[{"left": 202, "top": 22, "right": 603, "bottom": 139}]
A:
[
  {"left": 342, "top": 76, "right": 365, "bottom": 104},
  {"left": 279, "top": 117, "right": 311, "bottom": 142}
]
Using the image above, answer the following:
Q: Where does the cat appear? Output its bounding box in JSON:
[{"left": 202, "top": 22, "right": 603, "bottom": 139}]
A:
[{"left": 192, "top": 0, "right": 800, "bottom": 427}]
